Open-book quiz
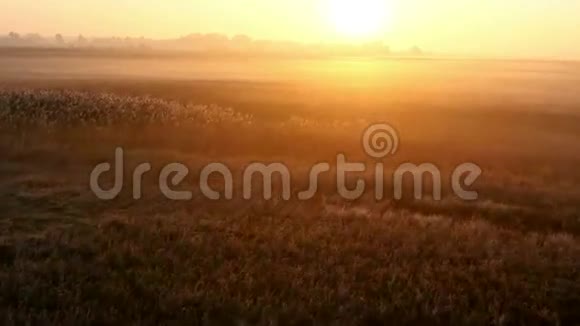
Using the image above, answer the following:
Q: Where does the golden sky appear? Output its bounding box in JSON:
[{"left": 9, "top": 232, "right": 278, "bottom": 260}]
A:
[{"left": 1, "top": 0, "right": 579, "bottom": 58}]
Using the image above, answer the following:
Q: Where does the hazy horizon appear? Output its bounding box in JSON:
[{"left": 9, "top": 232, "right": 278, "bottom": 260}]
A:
[{"left": 1, "top": 0, "right": 580, "bottom": 60}]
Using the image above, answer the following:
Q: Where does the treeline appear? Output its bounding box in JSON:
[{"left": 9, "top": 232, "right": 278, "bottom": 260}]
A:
[{"left": 0, "top": 32, "right": 424, "bottom": 56}]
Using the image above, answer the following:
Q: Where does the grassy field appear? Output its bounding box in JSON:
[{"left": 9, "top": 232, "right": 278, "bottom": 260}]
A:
[{"left": 1, "top": 53, "right": 580, "bottom": 324}]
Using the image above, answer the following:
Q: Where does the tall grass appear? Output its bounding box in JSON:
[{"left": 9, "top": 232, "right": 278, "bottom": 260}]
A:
[{"left": 1, "top": 87, "right": 580, "bottom": 324}]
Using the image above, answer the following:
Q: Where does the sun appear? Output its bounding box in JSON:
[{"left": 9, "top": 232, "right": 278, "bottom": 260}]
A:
[{"left": 326, "top": 0, "right": 390, "bottom": 39}]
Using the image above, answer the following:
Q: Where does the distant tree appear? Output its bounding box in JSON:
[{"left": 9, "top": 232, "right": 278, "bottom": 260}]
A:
[
  {"left": 55, "top": 33, "right": 65, "bottom": 44},
  {"left": 410, "top": 46, "right": 423, "bottom": 56},
  {"left": 8, "top": 32, "right": 20, "bottom": 40},
  {"left": 232, "top": 34, "right": 252, "bottom": 43},
  {"left": 78, "top": 34, "right": 87, "bottom": 44},
  {"left": 204, "top": 33, "right": 228, "bottom": 42}
]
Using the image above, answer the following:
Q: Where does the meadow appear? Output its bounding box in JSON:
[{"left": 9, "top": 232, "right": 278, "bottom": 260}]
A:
[{"left": 1, "top": 50, "right": 580, "bottom": 324}]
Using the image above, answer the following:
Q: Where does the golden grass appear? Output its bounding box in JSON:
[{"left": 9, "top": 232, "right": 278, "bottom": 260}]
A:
[{"left": 1, "top": 86, "right": 580, "bottom": 324}]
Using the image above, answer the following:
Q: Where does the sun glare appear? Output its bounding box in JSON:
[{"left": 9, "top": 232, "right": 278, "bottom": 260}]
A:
[{"left": 326, "top": 0, "right": 390, "bottom": 39}]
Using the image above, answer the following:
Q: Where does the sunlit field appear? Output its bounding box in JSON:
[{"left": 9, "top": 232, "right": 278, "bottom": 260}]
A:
[{"left": 1, "top": 49, "right": 580, "bottom": 324}]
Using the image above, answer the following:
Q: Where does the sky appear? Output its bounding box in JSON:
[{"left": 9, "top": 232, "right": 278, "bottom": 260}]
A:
[{"left": 1, "top": 0, "right": 579, "bottom": 59}]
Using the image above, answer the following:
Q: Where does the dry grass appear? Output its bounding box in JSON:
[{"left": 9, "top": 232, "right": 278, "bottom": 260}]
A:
[{"left": 1, "top": 86, "right": 580, "bottom": 325}]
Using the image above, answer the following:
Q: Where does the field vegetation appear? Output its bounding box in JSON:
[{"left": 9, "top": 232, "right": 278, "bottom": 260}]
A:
[{"left": 1, "top": 78, "right": 580, "bottom": 325}]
